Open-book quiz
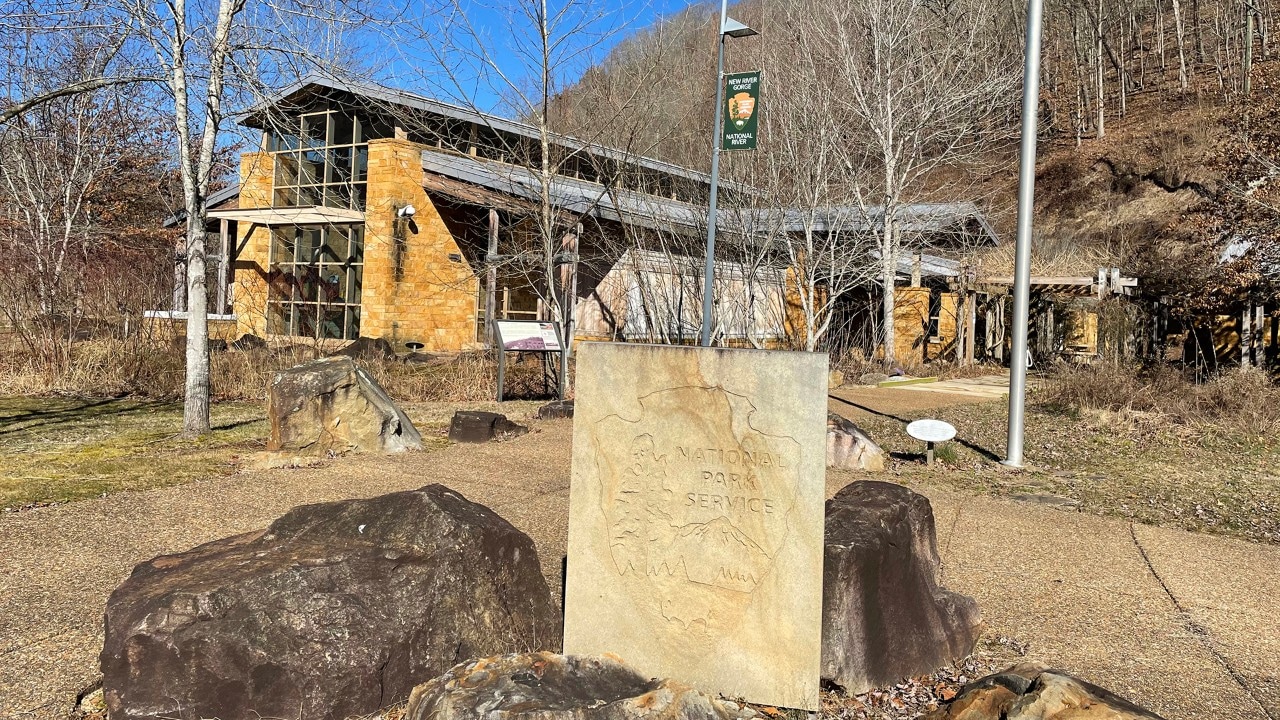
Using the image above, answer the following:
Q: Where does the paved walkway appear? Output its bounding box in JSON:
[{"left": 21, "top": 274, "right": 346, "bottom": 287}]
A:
[
  {"left": 1, "top": 419, "right": 1276, "bottom": 720},
  {"left": 875, "top": 373, "right": 1026, "bottom": 400}
]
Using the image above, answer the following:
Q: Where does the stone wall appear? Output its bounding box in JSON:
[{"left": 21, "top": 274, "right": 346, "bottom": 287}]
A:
[
  {"left": 891, "top": 287, "right": 960, "bottom": 365},
  {"left": 226, "top": 142, "right": 481, "bottom": 352},
  {"left": 231, "top": 152, "right": 274, "bottom": 339},
  {"left": 892, "top": 286, "right": 929, "bottom": 364},
  {"left": 362, "top": 140, "right": 479, "bottom": 352}
]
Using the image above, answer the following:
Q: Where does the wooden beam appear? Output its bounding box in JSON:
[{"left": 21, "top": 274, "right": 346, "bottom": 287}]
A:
[
  {"left": 1242, "top": 306, "right": 1253, "bottom": 369},
  {"left": 965, "top": 291, "right": 977, "bottom": 365}
]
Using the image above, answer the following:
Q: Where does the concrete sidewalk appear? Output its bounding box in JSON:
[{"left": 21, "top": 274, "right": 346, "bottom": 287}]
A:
[{"left": 2, "top": 421, "right": 1276, "bottom": 719}]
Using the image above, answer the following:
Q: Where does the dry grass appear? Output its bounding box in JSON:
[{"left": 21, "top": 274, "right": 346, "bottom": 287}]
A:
[
  {"left": 0, "top": 394, "right": 548, "bottom": 510},
  {"left": 840, "top": 365, "right": 1280, "bottom": 543},
  {"left": 0, "top": 336, "right": 559, "bottom": 404},
  {"left": 1038, "top": 363, "right": 1280, "bottom": 440}
]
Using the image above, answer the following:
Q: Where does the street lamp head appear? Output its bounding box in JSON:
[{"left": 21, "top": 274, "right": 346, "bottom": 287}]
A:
[{"left": 721, "top": 16, "right": 758, "bottom": 38}]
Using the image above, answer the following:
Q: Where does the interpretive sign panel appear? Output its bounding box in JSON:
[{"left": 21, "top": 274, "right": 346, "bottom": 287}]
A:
[
  {"left": 495, "top": 320, "right": 561, "bottom": 351},
  {"left": 563, "top": 343, "right": 827, "bottom": 710},
  {"left": 721, "top": 70, "right": 761, "bottom": 151}
]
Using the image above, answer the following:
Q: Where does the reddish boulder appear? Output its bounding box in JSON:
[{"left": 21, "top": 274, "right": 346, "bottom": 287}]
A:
[
  {"left": 101, "top": 485, "right": 561, "bottom": 720},
  {"left": 404, "top": 653, "right": 758, "bottom": 720},
  {"left": 823, "top": 481, "right": 984, "bottom": 693}
]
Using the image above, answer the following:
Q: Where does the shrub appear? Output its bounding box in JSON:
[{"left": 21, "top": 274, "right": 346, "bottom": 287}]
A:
[{"left": 1038, "top": 362, "right": 1280, "bottom": 439}]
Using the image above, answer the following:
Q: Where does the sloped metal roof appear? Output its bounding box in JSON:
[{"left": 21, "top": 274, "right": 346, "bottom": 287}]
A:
[
  {"left": 238, "top": 74, "right": 720, "bottom": 189},
  {"left": 420, "top": 149, "right": 706, "bottom": 233},
  {"left": 420, "top": 149, "right": 1001, "bottom": 251}
]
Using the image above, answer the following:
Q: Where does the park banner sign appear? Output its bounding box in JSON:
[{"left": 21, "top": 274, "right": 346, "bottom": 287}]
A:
[{"left": 722, "top": 70, "right": 761, "bottom": 151}]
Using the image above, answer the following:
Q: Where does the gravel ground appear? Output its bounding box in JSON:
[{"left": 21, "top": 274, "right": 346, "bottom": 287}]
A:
[{"left": 2, "top": 392, "right": 1277, "bottom": 720}]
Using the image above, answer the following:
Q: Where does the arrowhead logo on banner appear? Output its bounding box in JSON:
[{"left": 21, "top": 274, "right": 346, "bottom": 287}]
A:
[{"left": 722, "top": 71, "right": 761, "bottom": 151}]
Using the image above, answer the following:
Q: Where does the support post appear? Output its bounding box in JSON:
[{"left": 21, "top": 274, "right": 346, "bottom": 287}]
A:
[
  {"left": 1005, "top": 0, "right": 1046, "bottom": 468},
  {"left": 1254, "top": 304, "right": 1265, "bottom": 368},
  {"left": 1242, "top": 306, "right": 1253, "bottom": 368},
  {"left": 216, "top": 219, "right": 229, "bottom": 315},
  {"left": 966, "top": 291, "right": 978, "bottom": 365},
  {"left": 700, "top": 1, "right": 730, "bottom": 348},
  {"left": 486, "top": 209, "right": 498, "bottom": 348},
  {"left": 173, "top": 241, "right": 186, "bottom": 313}
]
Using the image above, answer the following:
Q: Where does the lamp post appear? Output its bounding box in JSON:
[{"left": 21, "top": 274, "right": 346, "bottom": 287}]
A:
[
  {"left": 1004, "top": 0, "right": 1046, "bottom": 467},
  {"left": 699, "top": 1, "right": 758, "bottom": 347}
]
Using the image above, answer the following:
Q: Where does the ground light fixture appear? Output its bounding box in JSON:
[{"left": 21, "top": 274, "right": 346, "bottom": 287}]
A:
[{"left": 699, "top": 3, "right": 758, "bottom": 347}]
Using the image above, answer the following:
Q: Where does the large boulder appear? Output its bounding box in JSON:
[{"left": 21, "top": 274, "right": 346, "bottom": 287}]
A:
[
  {"left": 101, "top": 485, "right": 562, "bottom": 720},
  {"left": 822, "top": 481, "right": 984, "bottom": 694},
  {"left": 268, "top": 355, "right": 422, "bottom": 454},
  {"left": 927, "top": 662, "right": 1167, "bottom": 719},
  {"left": 827, "top": 412, "right": 887, "bottom": 471},
  {"left": 403, "top": 653, "right": 759, "bottom": 720}
]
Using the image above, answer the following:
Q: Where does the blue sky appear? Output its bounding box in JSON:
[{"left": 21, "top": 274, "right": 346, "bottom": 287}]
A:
[{"left": 369, "top": 0, "right": 707, "bottom": 115}]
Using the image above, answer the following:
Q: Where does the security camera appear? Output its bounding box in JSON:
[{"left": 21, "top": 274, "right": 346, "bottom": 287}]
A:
[{"left": 397, "top": 204, "right": 416, "bottom": 218}]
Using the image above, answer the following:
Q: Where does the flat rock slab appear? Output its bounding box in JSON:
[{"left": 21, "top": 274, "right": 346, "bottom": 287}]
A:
[
  {"left": 100, "top": 484, "right": 561, "bottom": 720},
  {"left": 268, "top": 355, "right": 422, "bottom": 455},
  {"left": 404, "top": 653, "right": 759, "bottom": 720},
  {"left": 538, "top": 400, "right": 575, "bottom": 420},
  {"left": 449, "top": 411, "right": 530, "bottom": 443},
  {"left": 927, "top": 662, "right": 1167, "bottom": 719},
  {"left": 564, "top": 343, "right": 828, "bottom": 711}
]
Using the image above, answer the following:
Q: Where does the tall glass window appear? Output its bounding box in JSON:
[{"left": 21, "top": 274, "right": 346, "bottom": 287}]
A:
[
  {"left": 270, "top": 109, "right": 371, "bottom": 211},
  {"left": 266, "top": 225, "right": 364, "bottom": 340}
]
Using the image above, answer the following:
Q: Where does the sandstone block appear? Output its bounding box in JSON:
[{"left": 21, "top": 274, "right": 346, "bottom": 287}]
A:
[
  {"left": 268, "top": 355, "right": 421, "bottom": 455},
  {"left": 827, "top": 413, "right": 886, "bottom": 471},
  {"left": 564, "top": 343, "right": 828, "bottom": 710},
  {"left": 928, "top": 663, "right": 1167, "bottom": 720}
]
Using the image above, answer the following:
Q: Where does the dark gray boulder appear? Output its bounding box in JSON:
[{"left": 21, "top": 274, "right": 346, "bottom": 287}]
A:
[
  {"left": 230, "top": 333, "right": 267, "bottom": 351},
  {"left": 333, "top": 336, "right": 397, "bottom": 361},
  {"left": 823, "top": 481, "right": 984, "bottom": 694},
  {"left": 101, "top": 485, "right": 562, "bottom": 720},
  {"left": 449, "top": 411, "right": 529, "bottom": 443},
  {"left": 403, "top": 653, "right": 758, "bottom": 720},
  {"left": 538, "top": 400, "right": 574, "bottom": 420}
]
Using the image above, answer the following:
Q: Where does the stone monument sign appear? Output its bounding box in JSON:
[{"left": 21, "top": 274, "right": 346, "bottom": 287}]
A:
[{"left": 563, "top": 343, "right": 828, "bottom": 711}]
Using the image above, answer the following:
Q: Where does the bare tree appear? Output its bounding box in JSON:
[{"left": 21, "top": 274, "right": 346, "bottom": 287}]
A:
[
  {"left": 732, "top": 0, "right": 881, "bottom": 352},
  {"left": 814, "top": 0, "right": 1018, "bottom": 363},
  {"left": 1, "top": 0, "right": 394, "bottom": 434},
  {"left": 395, "top": 0, "right": 703, "bottom": 365}
]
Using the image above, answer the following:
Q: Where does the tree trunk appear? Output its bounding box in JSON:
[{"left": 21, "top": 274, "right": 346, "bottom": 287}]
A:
[
  {"left": 1173, "top": 0, "right": 1190, "bottom": 91},
  {"left": 183, "top": 218, "right": 210, "bottom": 435}
]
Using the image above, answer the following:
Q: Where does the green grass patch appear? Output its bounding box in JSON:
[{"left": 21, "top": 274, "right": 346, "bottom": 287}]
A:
[
  {"left": 0, "top": 396, "right": 540, "bottom": 510},
  {"left": 0, "top": 396, "right": 268, "bottom": 509}
]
